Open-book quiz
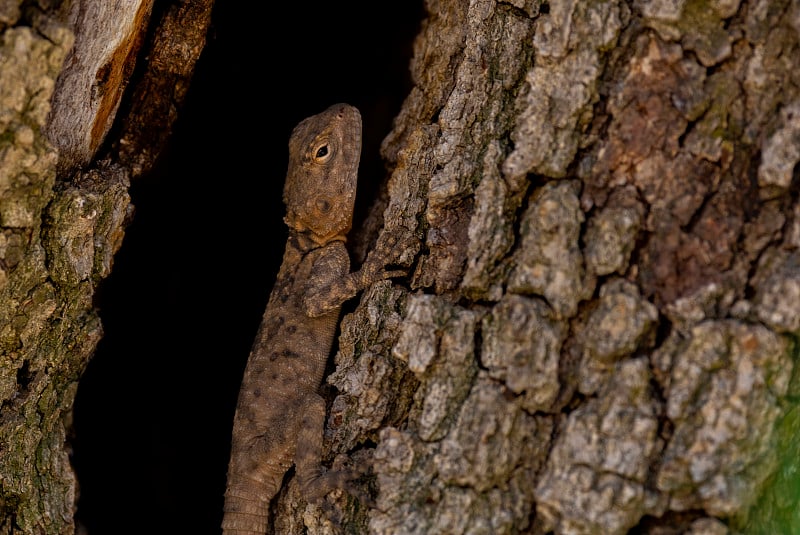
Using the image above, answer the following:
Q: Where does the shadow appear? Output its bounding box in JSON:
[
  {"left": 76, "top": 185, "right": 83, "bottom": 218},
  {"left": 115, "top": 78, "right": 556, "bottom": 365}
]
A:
[{"left": 71, "top": 2, "right": 424, "bottom": 533}]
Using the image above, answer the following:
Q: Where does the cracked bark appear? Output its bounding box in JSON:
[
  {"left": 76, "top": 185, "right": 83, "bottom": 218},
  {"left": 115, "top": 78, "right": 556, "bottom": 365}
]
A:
[
  {"left": 309, "top": 1, "right": 800, "bottom": 534},
  {"left": 1, "top": 0, "right": 799, "bottom": 534}
]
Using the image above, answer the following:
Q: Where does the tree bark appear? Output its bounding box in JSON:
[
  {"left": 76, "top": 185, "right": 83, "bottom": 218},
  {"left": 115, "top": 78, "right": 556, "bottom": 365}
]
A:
[
  {"left": 1, "top": 0, "right": 799, "bottom": 534},
  {"left": 287, "top": 1, "right": 800, "bottom": 534},
  {"left": 0, "top": 1, "right": 212, "bottom": 533}
]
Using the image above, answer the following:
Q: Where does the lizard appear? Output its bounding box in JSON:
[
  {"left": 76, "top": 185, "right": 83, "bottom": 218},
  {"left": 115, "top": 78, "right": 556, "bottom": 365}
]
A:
[{"left": 222, "top": 103, "right": 406, "bottom": 534}]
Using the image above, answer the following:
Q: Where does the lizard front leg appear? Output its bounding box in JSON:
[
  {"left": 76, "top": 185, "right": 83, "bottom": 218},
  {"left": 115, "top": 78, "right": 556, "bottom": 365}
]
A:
[{"left": 303, "top": 233, "right": 412, "bottom": 318}]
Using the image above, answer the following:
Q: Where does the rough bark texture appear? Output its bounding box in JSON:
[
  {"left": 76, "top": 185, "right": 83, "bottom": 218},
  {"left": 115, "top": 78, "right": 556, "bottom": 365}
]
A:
[
  {"left": 0, "top": 0, "right": 212, "bottom": 532},
  {"left": 278, "top": 0, "right": 800, "bottom": 533},
  {"left": 1, "top": 0, "right": 798, "bottom": 533}
]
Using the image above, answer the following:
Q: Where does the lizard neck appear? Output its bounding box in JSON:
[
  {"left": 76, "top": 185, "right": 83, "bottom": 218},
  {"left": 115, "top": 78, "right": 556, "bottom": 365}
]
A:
[{"left": 289, "top": 228, "right": 347, "bottom": 252}]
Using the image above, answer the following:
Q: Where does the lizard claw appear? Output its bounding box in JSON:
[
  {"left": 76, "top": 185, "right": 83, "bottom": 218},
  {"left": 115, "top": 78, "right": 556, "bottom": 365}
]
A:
[
  {"left": 359, "top": 230, "right": 418, "bottom": 285},
  {"left": 376, "top": 230, "right": 418, "bottom": 267},
  {"left": 302, "top": 465, "right": 376, "bottom": 509}
]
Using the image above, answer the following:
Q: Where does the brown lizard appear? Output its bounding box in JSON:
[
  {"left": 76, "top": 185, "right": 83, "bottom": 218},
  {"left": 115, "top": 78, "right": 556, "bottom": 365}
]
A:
[{"left": 222, "top": 103, "right": 405, "bottom": 534}]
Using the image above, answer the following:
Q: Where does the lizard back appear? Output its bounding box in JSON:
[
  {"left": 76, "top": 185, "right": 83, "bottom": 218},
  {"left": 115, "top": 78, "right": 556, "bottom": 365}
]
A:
[{"left": 222, "top": 104, "right": 363, "bottom": 534}]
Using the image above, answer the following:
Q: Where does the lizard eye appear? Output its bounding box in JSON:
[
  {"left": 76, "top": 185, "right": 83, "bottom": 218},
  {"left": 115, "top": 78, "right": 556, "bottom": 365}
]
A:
[{"left": 314, "top": 143, "right": 332, "bottom": 162}]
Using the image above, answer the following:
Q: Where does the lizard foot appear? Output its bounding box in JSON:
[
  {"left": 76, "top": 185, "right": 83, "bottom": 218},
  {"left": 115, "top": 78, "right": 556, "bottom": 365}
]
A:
[{"left": 302, "top": 467, "right": 375, "bottom": 507}]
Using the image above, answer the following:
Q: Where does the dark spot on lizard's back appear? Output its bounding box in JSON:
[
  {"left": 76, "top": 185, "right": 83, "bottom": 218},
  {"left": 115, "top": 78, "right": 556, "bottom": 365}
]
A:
[
  {"left": 238, "top": 406, "right": 255, "bottom": 422},
  {"left": 253, "top": 388, "right": 261, "bottom": 398},
  {"left": 281, "top": 349, "right": 301, "bottom": 359},
  {"left": 284, "top": 397, "right": 305, "bottom": 416},
  {"left": 269, "top": 351, "right": 280, "bottom": 361},
  {"left": 278, "top": 289, "right": 291, "bottom": 304},
  {"left": 271, "top": 278, "right": 292, "bottom": 300},
  {"left": 286, "top": 324, "right": 297, "bottom": 334},
  {"left": 265, "top": 315, "right": 285, "bottom": 339}
]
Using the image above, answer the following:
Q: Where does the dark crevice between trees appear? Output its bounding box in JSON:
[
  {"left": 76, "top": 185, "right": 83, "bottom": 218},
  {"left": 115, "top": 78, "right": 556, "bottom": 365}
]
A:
[{"left": 71, "top": 3, "right": 424, "bottom": 534}]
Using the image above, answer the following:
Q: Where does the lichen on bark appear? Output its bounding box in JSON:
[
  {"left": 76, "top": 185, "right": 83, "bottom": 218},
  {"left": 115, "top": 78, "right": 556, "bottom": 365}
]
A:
[
  {"left": 653, "top": 321, "right": 791, "bottom": 517},
  {"left": 0, "top": 17, "right": 83, "bottom": 533}
]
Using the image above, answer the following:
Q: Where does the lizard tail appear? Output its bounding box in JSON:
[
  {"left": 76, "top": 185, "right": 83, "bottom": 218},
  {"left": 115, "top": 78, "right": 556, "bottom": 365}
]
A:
[{"left": 221, "top": 480, "right": 270, "bottom": 535}]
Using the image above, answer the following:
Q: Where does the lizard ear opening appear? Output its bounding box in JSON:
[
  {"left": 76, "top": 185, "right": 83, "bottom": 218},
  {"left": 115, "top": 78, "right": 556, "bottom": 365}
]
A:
[{"left": 315, "top": 198, "right": 332, "bottom": 214}]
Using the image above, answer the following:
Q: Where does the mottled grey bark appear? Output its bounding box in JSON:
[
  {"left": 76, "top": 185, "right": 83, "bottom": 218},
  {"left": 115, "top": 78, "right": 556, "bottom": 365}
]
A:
[
  {"left": 279, "top": 1, "right": 800, "bottom": 534},
  {"left": 0, "top": 1, "right": 212, "bottom": 533}
]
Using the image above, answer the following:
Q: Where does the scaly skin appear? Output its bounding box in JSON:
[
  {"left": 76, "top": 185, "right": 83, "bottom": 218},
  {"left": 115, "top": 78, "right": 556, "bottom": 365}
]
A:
[{"left": 222, "top": 104, "right": 402, "bottom": 534}]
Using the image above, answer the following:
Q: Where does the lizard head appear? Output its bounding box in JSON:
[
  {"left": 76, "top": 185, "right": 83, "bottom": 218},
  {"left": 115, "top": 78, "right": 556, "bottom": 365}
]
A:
[{"left": 283, "top": 103, "right": 362, "bottom": 245}]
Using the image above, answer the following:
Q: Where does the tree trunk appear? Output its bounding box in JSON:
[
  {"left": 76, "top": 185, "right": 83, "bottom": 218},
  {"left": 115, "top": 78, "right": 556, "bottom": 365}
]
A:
[
  {"left": 293, "top": 1, "right": 800, "bottom": 533},
  {"left": 2, "top": 0, "right": 799, "bottom": 534},
  {"left": 0, "top": 1, "right": 212, "bottom": 533}
]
